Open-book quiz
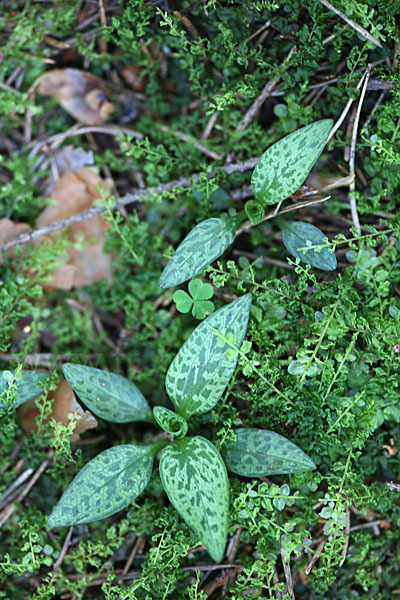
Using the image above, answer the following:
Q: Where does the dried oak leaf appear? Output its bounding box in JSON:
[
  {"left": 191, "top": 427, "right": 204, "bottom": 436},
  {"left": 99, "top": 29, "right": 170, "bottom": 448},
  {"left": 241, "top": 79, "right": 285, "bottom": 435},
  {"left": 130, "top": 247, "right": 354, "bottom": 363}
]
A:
[
  {"left": 36, "top": 68, "right": 114, "bottom": 125},
  {"left": 37, "top": 166, "right": 113, "bottom": 290},
  {"left": 18, "top": 379, "right": 98, "bottom": 442},
  {"left": 0, "top": 218, "right": 31, "bottom": 264}
]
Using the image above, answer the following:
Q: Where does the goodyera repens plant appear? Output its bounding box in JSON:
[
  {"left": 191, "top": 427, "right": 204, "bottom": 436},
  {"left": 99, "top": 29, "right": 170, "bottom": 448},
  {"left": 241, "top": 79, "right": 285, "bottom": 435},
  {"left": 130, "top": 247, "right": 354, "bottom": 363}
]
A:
[
  {"left": 159, "top": 119, "right": 336, "bottom": 290},
  {"left": 1, "top": 295, "right": 315, "bottom": 562}
]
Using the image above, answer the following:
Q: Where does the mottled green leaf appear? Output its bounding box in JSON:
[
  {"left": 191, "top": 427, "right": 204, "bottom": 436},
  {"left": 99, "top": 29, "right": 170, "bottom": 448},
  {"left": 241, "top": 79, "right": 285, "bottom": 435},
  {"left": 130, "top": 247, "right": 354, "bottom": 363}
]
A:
[
  {"left": 153, "top": 406, "right": 188, "bottom": 438},
  {"left": 166, "top": 294, "right": 252, "bottom": 419},
  {"left": 0, "top": 370, "right": 47, "bottom": 410},
  {"left": 280, "top": 221, "right": 337, "bottom": 270},
  {"left": 159, "top": 218, "right": 235, "bottom": 289},
  {"left": 221, "top": 428, "right": 316, "bottom": 477},
  {"left": 251, "top": 119, "right": 333, "bottom": 205},
  {"left": 63, "top": 364, "right": 154, "bottom": 424},
  {"left": 48, "top": 443, "right": 161, "bottom": 527},
  {"left": 159, "top": 436, "right": 229, "bottom": 563}
]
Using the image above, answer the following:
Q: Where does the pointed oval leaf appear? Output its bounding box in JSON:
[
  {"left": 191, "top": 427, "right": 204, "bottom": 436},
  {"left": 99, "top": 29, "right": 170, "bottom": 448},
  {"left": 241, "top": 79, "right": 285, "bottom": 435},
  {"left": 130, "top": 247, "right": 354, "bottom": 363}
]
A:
[
  {"left": 221, "top": 428, "right": 316, "bottom": 477},
  {"left": 0, "top": 370, "right": 47, "bottom": 410},
  {"left": 153, "top": 406, "right": 188, "bottom": 438},
  {"left": 62, "top": 364, "right": 154, "bottom": 423},
  {"left": 159, "top": 218, "right": 235, "bottom": 289},
  {"left": 159, "top": 436, "right": 229, "bottom": 563},
  {"left": 251, "top": 119, "right": 333, "bottom": 205},
  {"left": 48, "top": 443, "right": 159, "bottom": 527},
  {"left": 166, "top": 294, "right": 252, "bottom": 419},
  {"left": 280, "top": 221, "right": 337, "bottom": 270}
]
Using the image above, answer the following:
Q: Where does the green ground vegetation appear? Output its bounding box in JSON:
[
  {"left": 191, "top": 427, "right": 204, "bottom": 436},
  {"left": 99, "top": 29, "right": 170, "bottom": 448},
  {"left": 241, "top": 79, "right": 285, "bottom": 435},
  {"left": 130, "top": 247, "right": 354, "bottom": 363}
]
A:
[{"left": 0, "top": 0, "right": 400, "bottom": 598}]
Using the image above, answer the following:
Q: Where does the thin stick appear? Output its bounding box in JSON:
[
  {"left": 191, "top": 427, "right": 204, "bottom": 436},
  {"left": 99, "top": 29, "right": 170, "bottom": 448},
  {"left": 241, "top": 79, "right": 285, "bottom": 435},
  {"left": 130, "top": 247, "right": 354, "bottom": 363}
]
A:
[
  {"left": 363, "top": 90, "right": 386, "bottom": 132},
  {"left": 328, "top": 70, "right": 368, "bottom": 142},
  {"left": 236, "top": 195, "right": 331, "bottom": 237},
  {"left": 0, "top": 450, "right": 53, "bottom": 527},
  {"left": 317, "top": 0, "right": 382, "bottom": 48},
  {"left": 159, "top": 125, "right": 223, "bottom": 160},
  {"left": 348, "top": 64, "right": 371, "bottom": 234},
  {"left": 338, "top": 504, "right": 351, "bottom": 567},
  {"left": 238, "top": 45, "right": 296, "bottom": 130},
  {"left": 98, "top": 0, "right": 107, "bottom": 54},
  {"left": 201, "top": 111, "right": 218, "bottom": 140},
  {"left": 28, "top": 124, "right": 144, "bottom": 157},
  {"left": 235, "top": 20, "right": 271, "bottom": 49},
  {"left": 305, "top": 537, "right": 328, "bottom": 574},
  {"left": 0, "top": 157, "right": 258, "bottom": 253},
  {"left": 0, "top": 469, "right": 33, "bottom": 509},
  {"left": 53, "top": 527, "right": 73, "bottom": 572},
  {"left": 122, "top": 533, "right": 145, "bottom": 575}
]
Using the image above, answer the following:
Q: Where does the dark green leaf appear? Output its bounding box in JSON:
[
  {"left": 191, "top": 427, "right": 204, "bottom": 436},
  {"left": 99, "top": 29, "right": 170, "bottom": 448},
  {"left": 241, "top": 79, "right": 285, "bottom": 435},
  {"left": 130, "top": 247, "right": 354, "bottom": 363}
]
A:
[
  {"left": 0, "top": 370, "right": 47, "bottom": 410},
  {"left": 251, "top": 119, "right": 333, "bottom": 205},
  {"left": 62, "top": 364, "right": 154, "bottom": 424},
  {"left": 221, "top": 428, "right": 316, "bottom": 477},
  {"left": 153, "top": 406, "right": 188, "bottom": 438},
  {"left": 159, "top": 436, "right": 229, "bottom": 563},
  {"left": 159, "top": 218, "right": 235, "bottom": 289},
  {"left": 166, "top": 294, "right": 252, "bottom": 419},
  {"left": 48, "top": 443, "right": 160, "bottom": 527},
  {"left": 280, "top": 220, "right": 337, "bottom": 270}
]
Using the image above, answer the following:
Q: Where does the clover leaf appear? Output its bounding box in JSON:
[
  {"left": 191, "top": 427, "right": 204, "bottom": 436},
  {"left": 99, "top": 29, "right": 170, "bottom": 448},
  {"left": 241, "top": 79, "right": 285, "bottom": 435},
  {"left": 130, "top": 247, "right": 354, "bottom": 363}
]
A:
[{"left": 173, "top": 279, "right": 214, "bottom": 320}]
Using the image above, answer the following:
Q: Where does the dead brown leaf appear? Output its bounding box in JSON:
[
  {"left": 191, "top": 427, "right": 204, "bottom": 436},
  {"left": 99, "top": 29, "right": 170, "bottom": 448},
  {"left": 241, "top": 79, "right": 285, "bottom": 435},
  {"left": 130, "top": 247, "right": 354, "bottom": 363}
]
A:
[
  {"left": 37, "top": 166, "right": 114, "bottom": 290},
  {"left": 36, "top": 68, "right": 114, "bottom": 125},
  {"left": 122, "top": 65, "right": 146, "bottom": 91},
  {"left": 0, "top": 218, "right": 31, "bottom": 264},
  {"left": 18, "top": 379, "right": 98, "bottom": 442}
]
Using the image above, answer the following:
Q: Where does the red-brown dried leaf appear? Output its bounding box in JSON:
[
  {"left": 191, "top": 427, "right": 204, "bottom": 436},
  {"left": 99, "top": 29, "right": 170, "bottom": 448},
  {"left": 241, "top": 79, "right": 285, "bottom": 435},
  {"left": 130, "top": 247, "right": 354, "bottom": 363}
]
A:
[
  {"left": 0, "top": 218, "right": 31, "bottom": 264},
  {"left": 37, "top": 166, "right": 113, "bottom": 290},
  {"left": 18, "top": 379, "right": 98, "bottom": 442},
  {"left": 36, "top": 68, "right": 114, "bottom": 125},
  {"left": 122, "top": 65, "right": 146, "bottom": 91}
]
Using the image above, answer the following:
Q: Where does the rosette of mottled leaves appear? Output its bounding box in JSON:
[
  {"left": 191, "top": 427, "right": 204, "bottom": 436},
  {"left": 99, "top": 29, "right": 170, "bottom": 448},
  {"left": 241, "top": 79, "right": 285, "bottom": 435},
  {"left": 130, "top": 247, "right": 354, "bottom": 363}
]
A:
[
  {"left": 17, "top": 294, "right": 316, "bottom": 563},
  {"left": 158, "top": 119, "right": 336, "bottom": 289},
  {"left": 45, "top": 295, "right": 252, "bottom": 562}
]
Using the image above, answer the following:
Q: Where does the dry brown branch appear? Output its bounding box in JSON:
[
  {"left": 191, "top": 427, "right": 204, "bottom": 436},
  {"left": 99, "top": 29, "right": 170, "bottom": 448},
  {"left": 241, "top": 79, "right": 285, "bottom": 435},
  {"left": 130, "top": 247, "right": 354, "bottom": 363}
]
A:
[
  {"left": 0, "top": 157, "right": 258, "bottom": 254},
  {"left": 235, "top": 20, "right": 271, "bottom": 49},
  {"left": 339, "top": 504, "right": 351, "bottom": 567},
  {"left": 53, "top": 527, "right": 73, "bottom": 572},
  {"left": 317, "top": 0, "right": 382, "bottom": 48},
  {"left": 123, "top": 533, "right": 146, "bottom": 575},
  {"left": 238, "top": 45, "right": 296, "bottom": 130},
  {"left": 159, "top": 125, "right": 223, "bottom": 160},
  {"left": 201, "top": 111, "right": 219, "bottom": 140},
  {"left": 28, "top": 124, "right": 144, "bottom": 158},
  {"left": 0, "top": 449, "right": 54, "bottom": 527},
  {"left": 305, "top": 537, "right": 328, "bottom": 574},
  {"left": 98, "top": 0, "right": 107, "bottom": 53}
]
